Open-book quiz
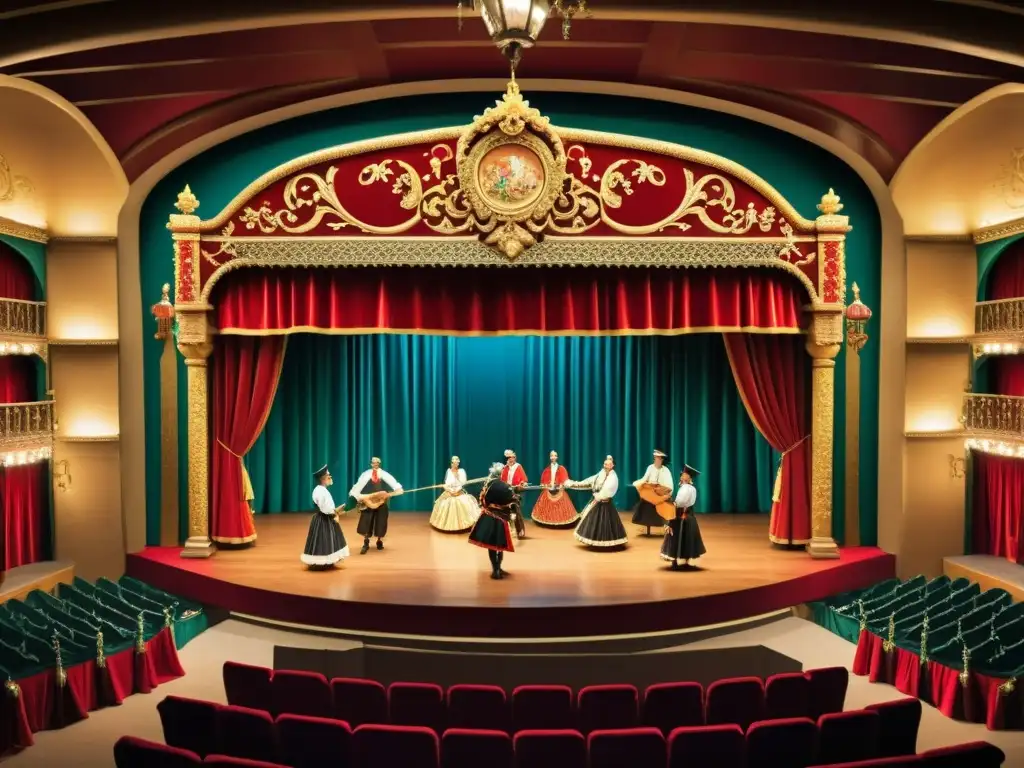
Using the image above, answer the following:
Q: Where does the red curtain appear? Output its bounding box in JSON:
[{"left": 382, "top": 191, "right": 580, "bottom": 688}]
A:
[
  {"left": 0, "top": 357, "right": 35, "bottom": 403},
  {"left": 211, "top": 336, "right": 287, "bottom": 545},
  {"left": 214, "top": 266, "right": 805, "bottom": 334},
  {"left": 972, "top": 452, "right": 1024, "bottom": 564},
  {"left": 986, "top": 239, "right": 1024, "bottom": 300},
  {"left": 992, "top": 356, "right": 1024, "bottom": 397},
  {"left": 724, "top": 333, "right": 811, "bottom": 545},
  {"left": 0, "top": 466, "right": 45, "bottom": 568},
  {"left": 0, "top": 243, "right": 34, "bottom": 301}
]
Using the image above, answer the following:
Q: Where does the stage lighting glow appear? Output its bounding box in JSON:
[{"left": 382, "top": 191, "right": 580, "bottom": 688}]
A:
[
  {"left": 966, "top": 438, "right": 1024, "bottom": 459},
  {"left": 916, "top": 318, "right": 968, "bottom": 338},
  {"left": 51, "top": 320, "right": 110, "bottom": 341},
  {"left": 910, "top": 411, "right": 962, "bottom": 433},
  {"left": 0, "top": 342, "right": 38, "bottom": 355},
  {"left": 62, "top": 415, "right": 118, "bottom": 440}
]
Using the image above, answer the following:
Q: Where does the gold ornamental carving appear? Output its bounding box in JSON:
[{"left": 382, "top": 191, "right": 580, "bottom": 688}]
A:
[{"left": 0, "top": 155, "right": 33, "bottom": 203}]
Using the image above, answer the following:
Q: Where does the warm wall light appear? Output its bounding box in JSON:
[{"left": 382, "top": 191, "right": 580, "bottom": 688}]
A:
[
  {"left": 0, "top": 342, "right": 40, "bottom": 355},
  {"left": 917, "top": 318, "right": 969, "bottom": 338},
  {"left": 0, "top": 446, "right": 51, "bottom": 467},
  {"left": 966, "top": 438, "right": 1024, "bottom": 458},
  {"left": 62, "top": 415, "right": 118, "bottom": 439},
  {"left": 52, "top": 321, "right": 110, "bottom": 341},
  {"left": 978, "top": 342, "right": 1022, "bottom": 355},
  {"left": 910, "top": 411, "right": 963, "bottom": 433}
]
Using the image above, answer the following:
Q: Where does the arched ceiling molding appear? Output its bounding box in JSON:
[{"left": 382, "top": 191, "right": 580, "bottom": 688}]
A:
[
  {"left": 0, "top": 74, "right": 127, "bottom": 236},
  {"left": 4, "top": 5, "right": 1024, "bottom": 70},
  {"left": 891, "top": 83, "right": 1024, "bottom": 237}
]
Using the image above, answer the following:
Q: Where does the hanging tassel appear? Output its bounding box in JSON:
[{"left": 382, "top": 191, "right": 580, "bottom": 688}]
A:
[
  {"left": 96, "top": 631, "right": 106, "bottom": 669},
  {"left": 5, "top": 678, "right": 20, "bottom": 699},
  {"left": 772, "top": 457, "right": 785, "bottom": 503},
  {"left": 164, "top": 606, "right": 176, "bottom": 646},
  {"left": 457, "top": 0, "right": 465, "bottom": 31},
  {"left": 857, "top": 599, "right": 867, "bottom": 633},
  {"left": 135, "top": 613, "right": 147, "bottom": 655},
  {"left": 999, "top": 677, "right": 1016, "bottom": 695},
  {"left": 959, "top": 645, "right": 971, "bottom": 687},
  {"left": 919, "top": 615, "right": 929, "bottom": 665},
  {"left": 53, "top": 635, "right": 67, "bottom": 688},
  {"left": 882, "top": 614, "right": 895, "bottom": 653}
]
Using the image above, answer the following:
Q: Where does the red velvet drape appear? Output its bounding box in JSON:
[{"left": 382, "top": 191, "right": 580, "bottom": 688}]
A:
[
  {"left": 211, "top": 336, "right": 287, "bottom": 545},
  {"left": 0, "top": 244, "right": 45, "bottom": 571},
  {"left": 724, "top": 333, "right": 811, "bottom": 545},
  {"left": 972, "top": 452, "right": 1024, "bottom": 564},
  {"left": 992, "top": 356, "right": 1024, "bottom": 397},
  {"left": 215, "top": 266, "right": 805, "bottom": 334},
  {"left": 985, "top": 239, "right": 1024, "bottom": 301}
]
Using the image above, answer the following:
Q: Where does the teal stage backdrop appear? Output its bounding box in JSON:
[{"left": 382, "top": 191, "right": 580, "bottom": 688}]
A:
[
  {"left": 138, "top": 91, "right": 882, "bottom": 545},
  {"left": 246, "top": 333, "right": 779, "bottom": 517}
]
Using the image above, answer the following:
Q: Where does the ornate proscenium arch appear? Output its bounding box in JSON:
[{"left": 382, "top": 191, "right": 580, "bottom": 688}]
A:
[{"left": 168, "top": 81, "right": 849, "bottom": 560}]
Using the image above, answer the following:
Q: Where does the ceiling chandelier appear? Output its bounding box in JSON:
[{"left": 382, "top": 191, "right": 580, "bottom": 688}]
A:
[{"left": 459, "top": 0, "right": 591, "bottom": 70}]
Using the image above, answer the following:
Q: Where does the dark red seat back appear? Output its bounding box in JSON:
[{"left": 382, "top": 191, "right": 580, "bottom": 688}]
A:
[
  {"left": 513, "top": 729, "right": 586, "bottom": 768},
  {"left": 817, "top": 710, "right": 880, "bottom": 765},
  {"left": 276, "top": 713, "right": 352, "bottom": 768},
  {"left": 921, "top": 741, "right": 1006, "bottom": 767},
  {"left": 806, "top": 666, "right": 848, "bottom": 719},
  {"left": 447, "top": 684, "right": 509, "bottom": 732},
  {"left": 202, "top": 757, "right": 289, "bottom": 767},
  {"left": 222, "top": 662, "right": 273, "bottom": 713},
  {"left": 512, "top": 685, "right": 574, "bottom": 731},
  {"left": 642, "top": 682, "right": 704, "bottom": 735},
  {"left": 352, "top": 724, "right": 439, "bottom": 768},
  {"left": 705, "top": 677, "right": 765, "bottom": 731},
  {"left": 745, "top": 717, "right": 817, "bottom": 768},
  {"left": 216, "top": 705, "right": 277, "bottom": 763},
  {"left": 577, "top": 684, "right": 639, "bottom": 733},
  {"left": 271, "top": 669, "right": 332, "bottom": 718},
  {"left": 441, "top": 728, "right": 513, "bottom": 768},
  {"left": 113, "top": 735, "right": 201, "bottom": 768},
  {"left": 388, "top": 681, "right": 446, "bottom": 732},
  {"left": 764, "top": 672, "right": 812, "bottom": 720},
  {"left": 588, "top": 727, "right": 666, "bottom": 768},
  {"left": 668, "top": 724, "right": 745, "bottom": 768},
  {"left": 157, "top": 695, "right": 221, "bottom": 759},
  {"left": 331, "top": 677, "right": 388, "bottom": 728},
  {"left": 866, "top": 698, "right": 922, "bottom": 758}
]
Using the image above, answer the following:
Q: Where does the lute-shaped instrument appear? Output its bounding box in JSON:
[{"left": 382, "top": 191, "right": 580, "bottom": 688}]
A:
[
  {"left": 357, "top": 476, "right": 489, "bottom": 510},
  {"left": 637, "top": 483, "right": 675, "bottom": 521}
]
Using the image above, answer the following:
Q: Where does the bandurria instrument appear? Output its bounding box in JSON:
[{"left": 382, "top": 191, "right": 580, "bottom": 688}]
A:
[
  {"left": 358, "top": 476, "right": 489, "bottom": 510},
  {"left": 637, "top": 483, "right": 675, "bottom": 521}
]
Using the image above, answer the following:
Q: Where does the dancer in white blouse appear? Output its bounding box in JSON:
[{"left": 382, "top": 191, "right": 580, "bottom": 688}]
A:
[
  {"left": 568, "top": 455, "right": 628, "bottom": 548},
  {"left": 429, "top": 456, "right": 481, "bottom": 533},
  {"left": 632, "top": 449, "right": 674, "bottom": 535}
]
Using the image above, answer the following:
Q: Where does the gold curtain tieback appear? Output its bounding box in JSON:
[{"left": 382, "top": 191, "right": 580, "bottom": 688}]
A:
[
  {"left": 217, "top": 439, "right": 255, "bottom": 504},
  {"left": 773, "top": 434, "right": 810, "bottom": 503}
]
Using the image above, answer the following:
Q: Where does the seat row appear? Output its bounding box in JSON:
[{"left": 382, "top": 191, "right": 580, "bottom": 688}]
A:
[
  {"left": 118, "top": 715, "right": 1007, "bottom": 768},
  {"left": 223, "top": 661, "right": 850, "bottom": 733}
]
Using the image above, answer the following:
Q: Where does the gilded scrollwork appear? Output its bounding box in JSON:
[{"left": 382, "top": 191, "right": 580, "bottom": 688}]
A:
[{"left": 0, "top": 154, "right": 33, "bottom": 203}]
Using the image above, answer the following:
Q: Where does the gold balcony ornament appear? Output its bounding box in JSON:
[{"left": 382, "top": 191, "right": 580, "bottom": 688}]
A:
[
  {"left": 845, "top": 282, "right": 872, "bottom": 353},
  {"left": 53, "top": 459, "right": 71, "bottom": 492},
  {"left": 151, "top": 283, "right": 175, "bottom": 341},
  {"left": 463, "top": 0, "right": 590, "bottom": 68}
]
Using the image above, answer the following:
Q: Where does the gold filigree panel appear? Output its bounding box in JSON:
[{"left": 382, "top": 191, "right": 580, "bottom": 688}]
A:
[{"left": 0, "top": 154, "right": 33, "bottom": 203}]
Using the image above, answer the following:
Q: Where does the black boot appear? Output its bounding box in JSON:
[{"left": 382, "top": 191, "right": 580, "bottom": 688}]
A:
[
  {"left": 497, "top": 551, "right": 509, "bottom": 576},
  {"left": 376, "top": 538, "right": 384, "bottom": 550},
  {"left": 489, "top": 550, "right": 502, "bottom": 580},
  {"left": 360, "top": 538, "right": 370, "bottom": 555}
]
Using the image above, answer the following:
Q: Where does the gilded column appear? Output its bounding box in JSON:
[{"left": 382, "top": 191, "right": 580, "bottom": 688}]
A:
[
  {"left": 169, "top": 186, "right": 215, "bottom": 559},
  {"left": 807, "top": 189, "right": 850, "bottom": 560}
]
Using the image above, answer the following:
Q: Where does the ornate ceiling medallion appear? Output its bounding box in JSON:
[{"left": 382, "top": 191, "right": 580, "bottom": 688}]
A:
[{"left": 457, "top": 79, "right": 569, "bottom": 259}]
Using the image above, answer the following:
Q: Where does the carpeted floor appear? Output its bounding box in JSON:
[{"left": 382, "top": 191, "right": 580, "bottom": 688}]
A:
[{"left": 5, "top": 617, "right": 1023, "bottom": 766}]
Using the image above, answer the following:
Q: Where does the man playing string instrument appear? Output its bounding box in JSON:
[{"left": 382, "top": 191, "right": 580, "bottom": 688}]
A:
[
  {"left": 631, "top": 449, "right": 674, "bottom": 535},
  {"left": 350, "top": 456, "right": 403, "bottom": 555}
]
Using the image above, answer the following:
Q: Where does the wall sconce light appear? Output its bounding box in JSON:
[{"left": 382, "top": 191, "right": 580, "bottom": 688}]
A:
[
  {"left": 845, "top": 282, "right": 872, "bottom": 353},
  {"left": 948, "top": 454, "right": 966, "bottom": 479},
  {"left": 53, "top": 460, "right": 71, "bottom": 492},
  {"left": 151, "top": 283, "right": 175, "bottom": 341}
]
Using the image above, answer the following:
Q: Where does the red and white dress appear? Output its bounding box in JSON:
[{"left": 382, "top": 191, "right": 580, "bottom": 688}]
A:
[
  {"left": 500, "top": 461, "right": 528, "bottom": 537},
  {"left": 530, "top": 462, "right": 579, "bottom": 527}
]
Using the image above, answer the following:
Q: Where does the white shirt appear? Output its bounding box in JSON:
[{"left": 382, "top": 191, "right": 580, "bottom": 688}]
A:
[
  {"left": 547, "top": 462, "right": 560, "bottom": 489},
  {"left": 444, "top": 467, "right": 467, "bottom": 492},
  {"left": 675, "top": 483, "right": 697, "bottom": 509},
  {"left": 574, "top": 469, "right": 619, "bottom": 500},
  {"left": 350, "top": 468, "right": 403, "bottom": 499},
  {"left": 312, "top": 484, "right": 337, "bottom": 516},
  {"left": 636, "top": 464, "right": 673, "bottom": 489}
]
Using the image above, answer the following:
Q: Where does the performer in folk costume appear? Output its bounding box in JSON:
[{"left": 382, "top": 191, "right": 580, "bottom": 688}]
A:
[
  {"left": 469, "top": 463, "right": 516, "bottom": 579},
  {"left": 661, "top": 464, "right": 706, "bottom": 570},
  {"left": 632, "top": 449, "right": 674, "bottom": 535},
  {"left": 429, "top": 456, "right": 481, "bottom": 533},
  {"left": 349, "top": 456, "right": 403, "bottom": 555},
  {"left": 530, "top": 450, "right": 578, "bottom": 527},
  {"left": 500, "top": 449, "right": 528, "bottom": 539},
  {"left": 302, "top": 465, "right": 350, "bottom": 569},
  {"left": 569, "top": 455, "right": 628, "bottom": 548}
]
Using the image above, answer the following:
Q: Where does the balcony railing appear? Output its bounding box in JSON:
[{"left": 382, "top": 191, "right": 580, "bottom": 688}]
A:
[
  {"left": 976, "top": 297, "right": 1024, "bottom": 336},
  {"left": 0, "top": 297, "right": 46, "bottom": 338},
  {"left": 962, "top": 393, "right": 1024, "bottom": 441},
  {"left": 0, "top": 401, "right": 55, "bottom": 453}
]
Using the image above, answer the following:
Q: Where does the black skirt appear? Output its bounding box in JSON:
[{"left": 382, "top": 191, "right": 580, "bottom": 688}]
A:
[
  {"left": 631, "top": 500, "right": 666, "bottom": 528},
  {"left": 469, "top": 510, "right": 515, "bottom": 553},
  {"left": 301, "top": 512, "right": 350, "bottom": 566},
  {"left": 660, "top": 511, "right": 706, "bottom": 562},
  {"left": 574, "top": 499, "right": 628, "bottom": 548}
]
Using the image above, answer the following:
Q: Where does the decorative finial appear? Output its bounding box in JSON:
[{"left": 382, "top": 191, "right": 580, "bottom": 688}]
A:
[
  {"left": 151, "top": 282, "right": 176, "bottom": 340},
  {"left": 175, "top": 184, "right": 199, "bottom": 216},
  {"left": 817, "top": 188, "right": 843, "bottom": 216},
  {"left": 852, "top": 282, "right": 861, "bottom": 302}
]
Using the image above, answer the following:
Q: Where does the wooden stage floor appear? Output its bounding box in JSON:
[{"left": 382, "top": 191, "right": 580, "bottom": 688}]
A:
[{"left": 127, "top": 513, "right": 894, "bottom": 639}]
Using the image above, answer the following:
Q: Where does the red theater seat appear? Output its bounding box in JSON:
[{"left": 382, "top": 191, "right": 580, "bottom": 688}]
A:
[
  {"left": 114, "top": 736, "right": 201, "bottom": 768},
  {"left": 158, "top": 695, "right": 221, "bottom": 758},
  {"left": 512, "top": 685, "right": 575, "bottom": 731},
  {"left": 642, "top": 682, "right": 704, "bottom": 734},
  {"left": 513, "top": 729, "right": 586, "bottom": 768},
  {"left": 812, "top": 758, "right": 922, "bottom": 767},
  {"left": 215, "top": 705, "right": 277, "bottom": 763},
  {"left": 388, "top": 681, "right": 446, "bottom": 732},
  {"left": 745, "top": 717, "right": 817, "bottom": 768},
  {"left": 578, "top": 684, "right": 639, "bottom": 732},
  {"left": 223, "top": 662, "right": 273, "bottom": 713},
  {"left": 271, "top": 669, "right": 332, "bottom": 718},
  {"left": 332, "top": 677, "right": 388, "bottom": 728},
  {"left": 352, "top": 724, "right": 439, "bottom": 768},
  {"left": 865, "top": 698, "right": 922, "bottom": 757},
  {"left": 203, "top": 758, "right": 289, "bottom": 768},
  {"left": 920, "top": 741, "right": 1006, "bottom": 767},
  {"left": 587, "top": 727, "right": 666, "bottom": 768},
  {"left": 816, "top": 710, "right": 880, "bottom": 765},
  {"left": 447, "top": 684, "right": 509, "bottom": 732},
  {"left": 441, "top": 728, "right": 513, "bottom": 768},
  {"left": 806, "top": 666, "right": 849, "bottom": 719},
  {"left": 276, "top": 713, "right": 352, "bottom": 768},
  {"left": 764, "top": 672, "right": 812, "bottom": 720},
  {"left": 705, "top": 676, "right": 766, "bottom": 731},
  {"left": 668, "top": 724, "right": 745, "bottom": 768}
]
